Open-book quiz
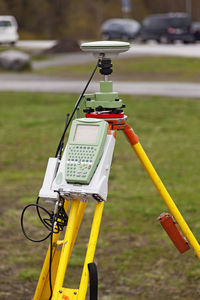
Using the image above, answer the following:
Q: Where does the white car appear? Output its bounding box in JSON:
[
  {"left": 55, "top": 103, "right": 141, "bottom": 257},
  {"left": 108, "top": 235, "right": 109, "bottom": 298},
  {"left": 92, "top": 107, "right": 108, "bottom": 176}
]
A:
[{"left": 0, "top": 16, "right": 19, "bottom": 45}]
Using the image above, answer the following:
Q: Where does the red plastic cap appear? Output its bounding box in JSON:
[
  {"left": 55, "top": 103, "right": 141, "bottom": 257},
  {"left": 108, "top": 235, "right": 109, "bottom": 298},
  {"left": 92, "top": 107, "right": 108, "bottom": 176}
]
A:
[{"left": 158, "top": 212, "right": 190, "bottom": 254}]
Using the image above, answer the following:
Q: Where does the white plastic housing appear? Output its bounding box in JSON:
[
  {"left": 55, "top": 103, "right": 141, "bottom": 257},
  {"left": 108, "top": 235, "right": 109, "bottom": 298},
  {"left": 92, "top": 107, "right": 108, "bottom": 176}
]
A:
[
  {"left": 52, "top": 132, "right": 116, "bottom": 202},
  {"left": 39, "top": 157, "right": 59, "bottom": 203},
  {"left": 80, "top": 41, "right": 130, "bottom": 58}
]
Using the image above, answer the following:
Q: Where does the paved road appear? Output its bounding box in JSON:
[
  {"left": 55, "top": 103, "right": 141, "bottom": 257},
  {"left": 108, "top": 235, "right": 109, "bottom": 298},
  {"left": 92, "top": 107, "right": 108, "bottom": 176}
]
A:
[
  {"left": 17, "top": 40, "right": 56, "bottom": 49},
  {"left": 0, "top": 74, "right": 199, "bottom": 98},
  {"left": 32, "top": 53, "right": 96, "bottom": 69},
  {"left": 18, "top": 40, "right": 200, "bottom": 57},
  {"left": 30, "top": 42, "right": 200, "bottom": 69},
  {"left": 126, "top": 43, "right": 200, "bottom": 58},
  {"left": 2, "top": 42, "right": 200, "bottom": 98}
]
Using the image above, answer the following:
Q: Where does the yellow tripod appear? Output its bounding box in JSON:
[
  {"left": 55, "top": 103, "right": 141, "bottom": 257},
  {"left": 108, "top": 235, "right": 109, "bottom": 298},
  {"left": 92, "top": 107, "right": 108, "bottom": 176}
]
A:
[
  {"left": 31, "top": 40, "right": 200, "bottom": 300},
  {"left": 33, "top": 117, "right": 200, "bottom": 300},
  {"left": 33, "top": 199, "right": 103, "bottom": 300}
]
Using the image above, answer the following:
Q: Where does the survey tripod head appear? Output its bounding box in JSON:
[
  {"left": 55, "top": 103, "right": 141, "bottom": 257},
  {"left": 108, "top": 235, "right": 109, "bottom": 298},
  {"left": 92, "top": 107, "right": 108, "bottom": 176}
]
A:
[{"left": 80, "top": 41, "right": 130, "bottom": 117}]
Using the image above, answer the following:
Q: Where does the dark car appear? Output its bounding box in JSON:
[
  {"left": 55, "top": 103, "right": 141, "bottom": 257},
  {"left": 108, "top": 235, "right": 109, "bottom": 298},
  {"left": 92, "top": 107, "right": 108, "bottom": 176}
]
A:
[
  {"left": 101, "top": 18, "right": 140, "bottom": 41},
  {"left": 139, "top": 13, "right": 194, "bottom": 43},
  {"left": 191, "top": 22, "right": 200, "bottom": 41}
]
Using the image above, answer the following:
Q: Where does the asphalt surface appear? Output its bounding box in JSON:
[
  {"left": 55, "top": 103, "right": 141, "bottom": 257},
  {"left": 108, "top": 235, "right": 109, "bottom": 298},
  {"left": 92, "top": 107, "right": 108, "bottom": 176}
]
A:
[
  {"left": 32, "top": 42, "right": 200, "bottom": 69},
  {"left": 17, "top": 40, "right": 56, "bottom": 49},
  {"left": 32, "top": 53, "right": 96, "bottom": 69},
  {"left": 2, "top": 42, "right": 200, "bottom": 98},
  {"left": 126, "top": 42, "right": 200, "bottom": 58},
  {"left": 0, "top": 73, "right": 200, "bottom": 98}
]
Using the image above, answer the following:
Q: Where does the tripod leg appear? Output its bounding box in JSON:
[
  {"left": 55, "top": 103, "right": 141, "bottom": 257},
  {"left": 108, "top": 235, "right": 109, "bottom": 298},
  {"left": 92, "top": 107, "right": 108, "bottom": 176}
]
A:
[
  {"left": 33, "top": 199, "right": 88, "bottom": 300},
  {"left": 52, "top": 199, "right": 81, "bottom": 299},
  {"left": 78, "top": 201, "right": 104, "bottom": 300},
  {"left": 69, "top": 201, "right": 88, "bottom": 257},
  {"left": 124, "top": 124, "right": 200, "bottom": 259},
  {"left": 33, "top": 200, "right": 70, "bottom": 300}
]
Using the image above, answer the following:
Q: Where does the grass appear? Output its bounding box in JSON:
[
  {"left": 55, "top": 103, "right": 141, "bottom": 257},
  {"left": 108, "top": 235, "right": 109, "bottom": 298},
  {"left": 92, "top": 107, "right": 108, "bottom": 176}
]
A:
[
  {"left": 34, "top": 56, "right": 200, "bottom": 82},
  {"left": 0, "top": 91, "right": 200, "bottom": 299}
]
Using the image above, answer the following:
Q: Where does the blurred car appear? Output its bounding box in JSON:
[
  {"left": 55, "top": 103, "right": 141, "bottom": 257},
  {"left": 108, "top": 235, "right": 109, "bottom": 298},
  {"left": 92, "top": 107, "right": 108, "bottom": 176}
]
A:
[
  {"left": 0, "top": 15, "right": 19, "bottom": 45},
  {"left": 191, "top": 22, "right": 200, "bottom": 41},
  {"left": 139, "top": 13, "right": 194, "bottom": 43},
  {"left": 0, "top": 50, "right": 30, "bottom": 70},
  {"left": 101, "top": 18, "right": 140, "bottom": 41}
]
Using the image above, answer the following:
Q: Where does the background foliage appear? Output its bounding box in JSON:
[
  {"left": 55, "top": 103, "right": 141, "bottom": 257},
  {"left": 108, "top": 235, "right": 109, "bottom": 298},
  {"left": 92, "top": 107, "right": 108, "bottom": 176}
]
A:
[{"left": 0, "top": 0, "right": 199, "bottom": 39}]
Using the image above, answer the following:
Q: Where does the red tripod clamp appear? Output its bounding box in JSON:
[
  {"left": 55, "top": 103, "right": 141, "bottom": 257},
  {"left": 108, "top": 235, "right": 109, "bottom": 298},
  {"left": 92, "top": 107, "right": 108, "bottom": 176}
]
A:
[{"left": 158, "top": 212, "right": 190, "bottom": 254}]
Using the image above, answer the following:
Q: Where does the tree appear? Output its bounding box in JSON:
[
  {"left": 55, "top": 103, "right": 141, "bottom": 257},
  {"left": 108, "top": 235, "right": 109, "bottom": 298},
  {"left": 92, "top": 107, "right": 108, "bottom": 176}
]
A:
[{"left": 1, "top": 0, "right": 200, "bottom": 40}]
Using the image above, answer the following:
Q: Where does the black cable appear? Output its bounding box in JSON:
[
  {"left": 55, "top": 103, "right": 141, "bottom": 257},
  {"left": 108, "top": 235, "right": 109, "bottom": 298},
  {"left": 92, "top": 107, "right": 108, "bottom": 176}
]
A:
[
  {"left": 56, "top": 113, "right": 70, "bottom": 160},
  {"left": 55, "top": 58, "right": 100, "bottom": 158},
  {"left": 21, "top": 199, "right": 68, "bottom": 300},
  {"left": 47, "top": 202, "right": 68, "bottom": 300},
  {"left": 21, "top": 203, "right": 52, "bottom": 243},
  {"left": 21, "top": 201, "right": 68, "bottom": 241},
  {"left": 36, "top": 196, "right": 53, "bottom": 231}
]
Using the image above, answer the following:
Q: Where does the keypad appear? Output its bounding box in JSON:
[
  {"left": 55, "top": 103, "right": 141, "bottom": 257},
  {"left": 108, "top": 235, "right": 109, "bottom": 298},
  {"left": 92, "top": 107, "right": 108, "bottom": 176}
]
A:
[{"left": 66, "top": 145, "right": 97, "bottom": 181}]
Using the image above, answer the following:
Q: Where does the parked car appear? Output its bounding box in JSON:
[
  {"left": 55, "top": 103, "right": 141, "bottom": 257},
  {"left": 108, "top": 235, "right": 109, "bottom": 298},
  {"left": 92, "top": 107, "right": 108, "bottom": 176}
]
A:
[
  {"left": 101, "top": 18, "right": 140, "bottom": 41},
  {"left": 191, "top": 22, "right": 200, "bottom": 41},
  {"left": 0, "top": 15, "right": 19, "bottom": 45},
  {"left": 139, "top": 13, "right": 194, "bottom": 44}
]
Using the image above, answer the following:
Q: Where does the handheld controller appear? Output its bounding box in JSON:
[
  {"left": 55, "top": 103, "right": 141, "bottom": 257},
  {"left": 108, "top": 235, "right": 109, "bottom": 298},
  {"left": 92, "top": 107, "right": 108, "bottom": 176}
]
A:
[
  {"left": 64, "top": 118, "right": 108, "bottom": 184},
  {"left": 39, "top": 118, "right": 116, "bottom": 202}
]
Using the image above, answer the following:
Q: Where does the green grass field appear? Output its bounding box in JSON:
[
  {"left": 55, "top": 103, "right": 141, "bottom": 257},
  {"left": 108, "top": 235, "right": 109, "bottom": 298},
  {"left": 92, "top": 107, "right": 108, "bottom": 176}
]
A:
[
  {"left": 34, "top": 56, "right": 200, "bottom": 83},
  {"left": 1, "top": 91, "right": 200, "bottom": 299}
]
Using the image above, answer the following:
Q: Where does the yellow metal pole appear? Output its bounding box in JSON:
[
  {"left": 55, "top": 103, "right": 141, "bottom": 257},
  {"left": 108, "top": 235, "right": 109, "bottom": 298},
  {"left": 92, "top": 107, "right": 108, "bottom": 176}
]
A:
[
  {"left": 52, "top": 199, "right": 80, "bottom": 299},
  {"left": 78, "top": 201, "right": 104, "bottom": 300},
  {"left": 33, "top": 233, "right": 61, "bottom": 300},
  {"left": 70, "top": 201, "right": 87, "bottom": 257},
  {"left": 133, "top": 141, "right": 200, "bottom": 259},
  {"left": 33, "top": 200, "right": 70, "bottom": 300}
]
